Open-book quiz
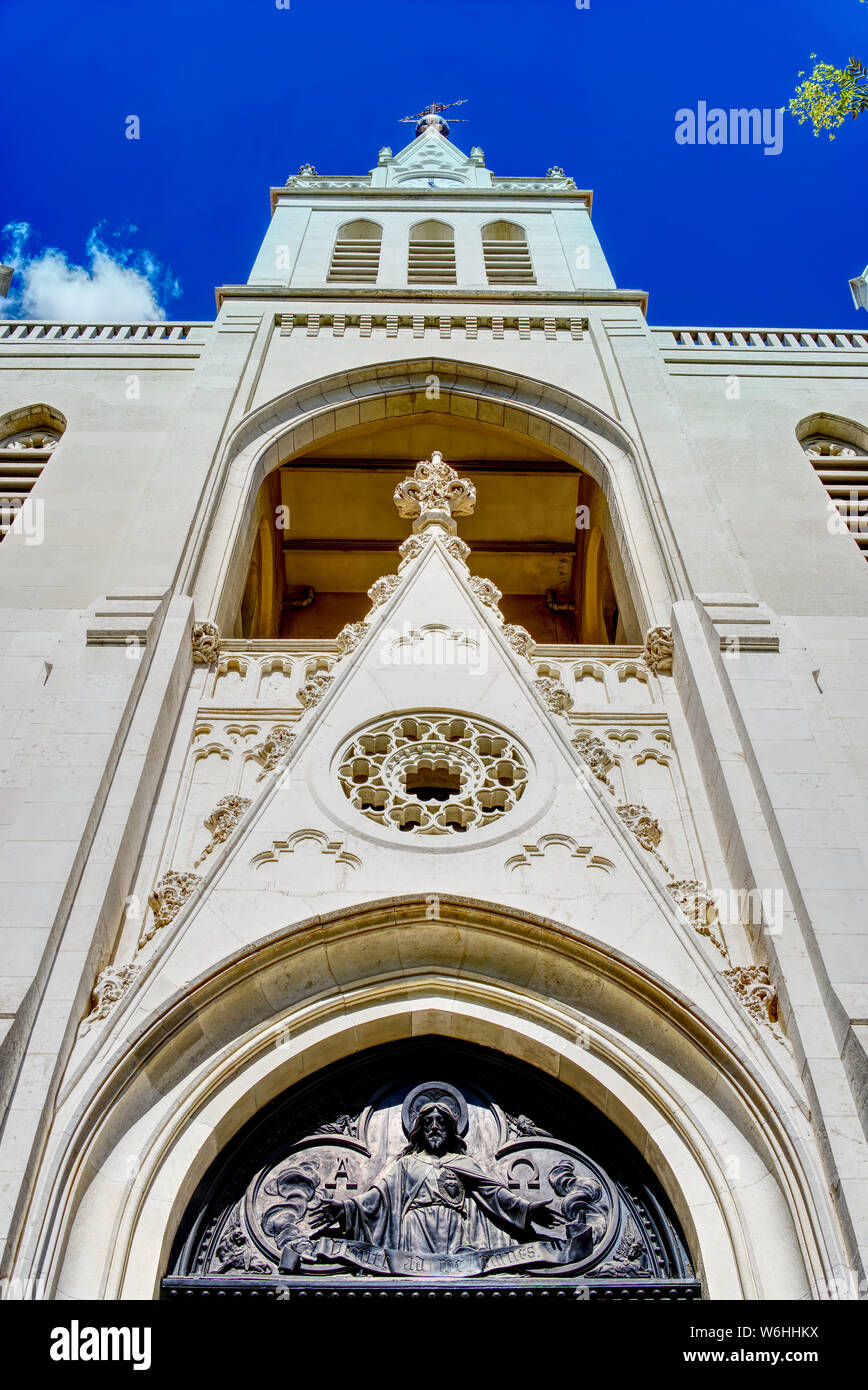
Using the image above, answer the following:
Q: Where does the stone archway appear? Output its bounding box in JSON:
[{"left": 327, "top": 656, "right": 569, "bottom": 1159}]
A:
[
  {"left": 186, "top": 359, "right": 682, "bottom": 641},
  {"left": 17, "top": 897, "right": 839, "bottom": 1301}
]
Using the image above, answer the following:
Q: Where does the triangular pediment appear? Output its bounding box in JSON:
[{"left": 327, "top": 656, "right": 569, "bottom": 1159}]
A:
[
  {"left": 384, "top": 129, "right": 480, "bottom": 186},
  {"left": 77, "top": 455, "right": 767, "bottom": 1067}
]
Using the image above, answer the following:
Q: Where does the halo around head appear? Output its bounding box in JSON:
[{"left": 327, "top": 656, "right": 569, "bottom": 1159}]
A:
[{"left": 401, "top": 1081, "right": 469, "bottom": 1137}]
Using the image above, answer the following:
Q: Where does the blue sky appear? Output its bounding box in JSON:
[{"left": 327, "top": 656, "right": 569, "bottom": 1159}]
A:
[{"left": 1, "top": 0, "right": 866, "bottom": 326}]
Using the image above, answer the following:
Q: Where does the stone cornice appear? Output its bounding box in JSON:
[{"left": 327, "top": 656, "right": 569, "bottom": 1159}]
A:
[
  {"left": 269, "top": 184, "right": 593, "bottom": 212},
  {"left": 215, "top": 285, "right": 649, "bottom": 312}
]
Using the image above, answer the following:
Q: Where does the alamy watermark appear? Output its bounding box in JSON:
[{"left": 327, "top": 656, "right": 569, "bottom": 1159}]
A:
[
  {"left": 675, "top": 103, "right": 784, "bottom": 156},
  {"left": 377, "top": 623, "right": 490, "bottom": 676}
]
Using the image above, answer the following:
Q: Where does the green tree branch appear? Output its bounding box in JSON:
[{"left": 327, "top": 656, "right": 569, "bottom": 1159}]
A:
[{"left": 789, "top": 2, "right": 868, "bottom": 138}]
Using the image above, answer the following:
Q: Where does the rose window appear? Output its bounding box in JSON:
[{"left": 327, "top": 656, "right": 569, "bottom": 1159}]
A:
[{"left": 337, "top": 713, "right": 528, "bottom": 835}]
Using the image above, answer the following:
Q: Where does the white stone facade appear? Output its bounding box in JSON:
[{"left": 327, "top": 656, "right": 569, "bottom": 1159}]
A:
[{"left": 0, "top": 126, "right": 867, "bottom": 1301}]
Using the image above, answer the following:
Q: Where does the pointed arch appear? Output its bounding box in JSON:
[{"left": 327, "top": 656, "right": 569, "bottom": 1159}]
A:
[
  {"left": 185, "top": 358, "right": 684, "bottom": 643},
  {"left": 13, "top": 897, "right": 843, "bottom": 1300}
]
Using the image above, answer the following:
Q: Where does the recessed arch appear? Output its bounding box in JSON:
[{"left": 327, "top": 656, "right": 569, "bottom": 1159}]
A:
[
  {"left": 482, "top": 220, "right": 528, "bottom": 242},
  {"left": 795, "top": 410, "right": 868, "bottom": 456},
  {"left": 15, "top": 897, "right": 840, "bottom": 1301},
  {"left": 187, "top": 359, "right": 681, "bottom": 646},
  {"left": 409, "top": 218, "right": 454, "bottom": 241}
]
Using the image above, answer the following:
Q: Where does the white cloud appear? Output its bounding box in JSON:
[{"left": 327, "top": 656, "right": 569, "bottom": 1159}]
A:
[{"left": 0, "top": 224, "right": 181, "bottom": 322}]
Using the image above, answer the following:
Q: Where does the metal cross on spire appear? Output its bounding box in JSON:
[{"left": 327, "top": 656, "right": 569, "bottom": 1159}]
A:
[{"left": 400, "top": 99, "right": 468, "bottom": 137}]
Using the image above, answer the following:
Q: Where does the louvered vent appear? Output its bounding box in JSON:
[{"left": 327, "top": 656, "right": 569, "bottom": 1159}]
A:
[
  {"left": 327, "top": 221, "right": 381, "bottom": 284},
  {"left": 483, "top": 241, "right": 536, "bottom": 284},
  {"left": 408, "top": 222, "right": 456, "bottom": 284},
  {"left": 482, "top": 222, "right": 536, "bottom": 285},
  {"left": 804, "top": 435, "right": 868, "bottom": 557},
  {"left": 0, "top": 430, "right": 58, "bottom": 541}
]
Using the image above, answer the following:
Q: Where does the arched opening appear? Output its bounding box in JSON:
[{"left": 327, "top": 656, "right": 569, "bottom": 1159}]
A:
[
  {"left": 0, "top": 402, "right": 66, "bottom": 544},
  {"left": 482, "top": 220, "right": 535, "bottom": 284},
  {"left": 327, "top": 219, "right": 382, "bottom": 284},
  {"left": 233, "top": 410, "right": 638, "bottom": 644},
  {"left": 796, "top": 411, "right": 868, "bottom": 560},
  {"left": 164, "top": 1037, "right": 698, "bottom": 1296},
  {"left": 28, "top": 897, "right": 829, "bottom": 1299},
  {"left": 408, "top": 220, "right": 456, "bottom": 283}
]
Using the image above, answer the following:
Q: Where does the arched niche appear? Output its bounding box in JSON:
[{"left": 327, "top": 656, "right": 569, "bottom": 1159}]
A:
[{"left": 200, "top": 362, "right": 668, "bottom": 645}]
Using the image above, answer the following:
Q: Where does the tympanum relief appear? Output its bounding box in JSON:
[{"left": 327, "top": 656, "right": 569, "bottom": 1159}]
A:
[{"left": 180, "top": 1071, "right": 692, "bottom": 1284}]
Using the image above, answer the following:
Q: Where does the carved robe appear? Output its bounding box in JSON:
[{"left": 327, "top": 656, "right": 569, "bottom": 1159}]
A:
[{"left": 340, "top": 1150, "right": 533, "bottom": 1255}]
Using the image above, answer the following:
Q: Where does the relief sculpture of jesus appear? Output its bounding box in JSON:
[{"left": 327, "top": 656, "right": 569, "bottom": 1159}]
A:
[{"left": 307, "top": 1099, "right": 563, "bottom": 1256}]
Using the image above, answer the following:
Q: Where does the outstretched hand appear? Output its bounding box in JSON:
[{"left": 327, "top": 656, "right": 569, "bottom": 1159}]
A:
[
  {"left": 306, "top": 1197, "right": 345, "bottom": 1234},
  {"left": 529, "top": 1200, "right": 566, "bottom": 1230}
]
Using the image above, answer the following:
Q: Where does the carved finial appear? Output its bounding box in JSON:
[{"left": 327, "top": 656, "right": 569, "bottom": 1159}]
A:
[{"left": 393, "top": 450, "right": 476, "bottom": 535}]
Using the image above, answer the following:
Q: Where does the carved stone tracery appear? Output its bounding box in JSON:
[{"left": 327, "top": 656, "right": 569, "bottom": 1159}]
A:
[{"left": 336, "top": 711, "right": 528, "bottom": 835}]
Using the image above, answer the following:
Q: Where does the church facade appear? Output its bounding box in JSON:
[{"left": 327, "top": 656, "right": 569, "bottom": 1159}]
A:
[{"left": 1, "top": 113, "right": 867, "bottom": 1299}]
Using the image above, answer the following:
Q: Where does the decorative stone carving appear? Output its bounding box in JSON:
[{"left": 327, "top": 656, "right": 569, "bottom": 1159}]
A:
[
  {"left": 314, "top": 1112, "right": 361, "bottom": 1138},
  {"left": 572, "top": 731, "right": 615, "bottom": 792},
  {"left": 83, "top": 961, "right": 140, "bottom": 1029},
  {"left": 393, "top": 449, "right": 476, "bottom": 530},
  {"left": 336, "top": 621, "right": 368, "bottom": 655},
  {"left": 443, "top": 534, "right": 471, "bottom": 567},
  {"left": 1, "top": 428, "right": 60, "bottom": 450},
  {"left": 298, "top": 670, "right": 333, "bottom": 708},
  {"left": 469, "top": 575, "right": 503, "bottom": 615},
  {"left": 643, "top": 625, "right": 674, "bottom": 675},
  {"left": 193, "top": 795, "right": 252, "bottom": 868},
  {"left": 397, "top": 534, "right": 428, "bottom": 568},
  {"left": 504, "top": 1112, "right": 551, "bottom": 1140},
  {"left": 297, "top": 163, "right": 318, "bottom": 176},
  {"left": 143, "top": 870, "right": 202, "bottom": 945},
  {"left": 502, "top": 624, "right": 535, "bottom": 660},
  {"left": 336, "top": 711, "right": 528, "bottom": 836},
  {"left": 534, "top": 675, "right": 572, "bottom": 715},
  {"left": 251, "top": 725, "right": 295, "bottom": 779},
  {"left": 724, "top": 965, "right": 780, "bottom": 1030},
  {"left": 505, "top": 833, "right": 614, "bottom": 875},
  {"left": 213, "top": 1210, "right": 272, "bottom": 1275},
  {"left": 367, "top": 573, "right": 400, "bottom": 609},
  {"left": 251, "top": 829, "right": 362, "bottom": 874},
  {"left": 168, "top": 1056, "right": 698, "bottom": 1289},
  {"left": 616, "top": 803, "right": 669, "bottom": 871},
  {"left": 667, "top": 879, "right": 728, "bottom": 956},
  {"left": 192, "top": 620, "right": 220, "bottom": 666}
]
